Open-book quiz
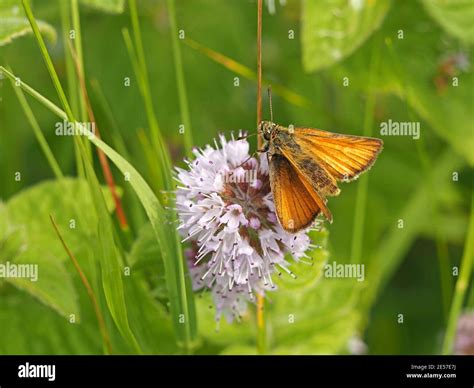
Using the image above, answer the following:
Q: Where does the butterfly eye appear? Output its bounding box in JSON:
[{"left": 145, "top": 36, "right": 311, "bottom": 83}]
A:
[{"left": 259, "top": 121, "right": 276, "bottom": 141}]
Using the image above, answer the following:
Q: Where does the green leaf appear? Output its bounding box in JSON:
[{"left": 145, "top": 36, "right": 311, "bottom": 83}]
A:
[
  {"left": 301, "top": 0, "right": 391, "bottom": 72},
  {"left": 421, "top": 0, "right": 474, "bottom": 44},
  {"left": 0, "top": 0, "right": 56, "bottom": 46},
  {"left": 0, "top": 289, "right": 101, "bottom": 354},
  {"left": 1, "top": 179, "right": 118, "bottom": 319},
  {"left": 0, "top": 203, "right": 26, "bottom": 263},
  {"left": 79, "top": 0, "right": 125, "bottom": 14}
]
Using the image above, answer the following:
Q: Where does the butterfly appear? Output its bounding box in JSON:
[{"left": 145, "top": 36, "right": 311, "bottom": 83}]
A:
[{"left": 258, "top": 120, "right": 383, "bottom": 233}]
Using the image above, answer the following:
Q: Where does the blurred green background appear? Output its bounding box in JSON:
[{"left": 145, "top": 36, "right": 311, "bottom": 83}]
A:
[{"left": 0, "top": 0, "right": 472, "bottom": 355}]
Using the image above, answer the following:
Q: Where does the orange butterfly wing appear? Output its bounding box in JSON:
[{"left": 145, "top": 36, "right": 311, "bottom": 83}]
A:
[
  {"left": 268, "top": 154, "right": 322, "bottom": 232},
  {"left": 278, "top": 147, "right": 334, "bottom": 222},
  {"left": 293, "top": 127, "right": 383, "bottom": 182}
]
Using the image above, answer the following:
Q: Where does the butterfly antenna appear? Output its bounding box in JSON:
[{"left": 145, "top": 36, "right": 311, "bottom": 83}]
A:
[
  {"left": 236, "top": 132, "right": 258, "bottom": 141},
  {"left": 267, "top": 85, "right": 273, "bottom": 122}
]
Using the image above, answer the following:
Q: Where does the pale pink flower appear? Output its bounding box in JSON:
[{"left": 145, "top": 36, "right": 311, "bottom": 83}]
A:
[{"left": 175, "top": 133, "right": 315, "bottom": 322}]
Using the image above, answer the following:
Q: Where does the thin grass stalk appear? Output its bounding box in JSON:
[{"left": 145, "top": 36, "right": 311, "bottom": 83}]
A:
[
  {"left": 59, "top": 0, "right": 84, "bottom": 178},
  {"left": 127, "top": 1, "right": 171, "bottom": 186},
  {"left": 70, "top": 0, "right": 91, "bottom": 158},
  {"left": 442, "top": 191, "right": 474, "bottom": 354},
  {"left": 68, "top": 41, "right": 129, "bottom": 231},
  {"left": 22, "top": 0, "right": 74, "bottom": 119},
  {"left": 70, "top": 0, "right": 86, "bottom": 122},
  {"left": 349, "top": 38, "right": 381, "bottom": 265},
  {"left": 255, "top": 0, "right": 266, "bottom": 355},
  {"left": 90, "top": 79, "right": 132, "bottom": 161},
  {"left": 121, "top": 28, "right": 168, "bottom": 193},
  {"left": 10, "top": 74, "right": 64, "bottom": 179},
  {"left": 50, "top": 215, "right": 113, "bottom": 354},
  {"left": 167, "top": 0, "right": 194, "bottom": 156},
  {"left": 90, "top": 79, "right": 146, "bottom": 232}
]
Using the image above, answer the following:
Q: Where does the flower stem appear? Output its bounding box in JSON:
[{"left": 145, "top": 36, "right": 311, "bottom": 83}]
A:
[
  {"left": 442, "top": 190, "right": 474, "bottom": 354},
  {"left": 256, "top": 0, "right": 263, "bottom": 149},
  {"left": 256, "top": 293, "right": 266, "bottom": 354},
  {"left": 255, "top": 0, "right": 266, "bottom": 355}
]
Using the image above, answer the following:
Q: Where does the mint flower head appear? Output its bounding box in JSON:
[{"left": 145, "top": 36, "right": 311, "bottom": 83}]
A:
[
  {"left": 454, "top": 312, "right": 474, "bottom": 355},
  {"left": 175, "top": 133, "right": 313, "bottom": 322}
]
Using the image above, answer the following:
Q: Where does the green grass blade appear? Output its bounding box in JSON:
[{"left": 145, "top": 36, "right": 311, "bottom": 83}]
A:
[
  {"left": 184, "top": 38, "right": 312, "bottom": 110},
  {"left": 77, "top": 136, "right": 142, "bottom": 353},
  {"left": 126, "top": 1, "right": 172, "bottom": 187},
  {"left": 167, "top": 0, "right": 194, "bottom": 156},
  {"left": 71, "top": 0, "right": 87, "bottom": 122},
  {"left": 89, "top": 79, "right": 132, "bottom": 161},
  {"left": 59, "top": 0, "right": 85, "bottom": 179},
  {"left": 349, "top": 38, "right": 381, "bottom": 264},
  {"left": 21, "top": 0, "right": 74, "bottom": 120},
  {"left": 442, "top": 190, "right": 474, "bottom": 354},
  {"left": 9, "top": 73, "right": 64, "bottom": 180},
  {"left": 59, "top": 0, "right": 79, "bottom": 117},
  {"left": 121, "top": 28, "right": 168, "bottom": 193}
]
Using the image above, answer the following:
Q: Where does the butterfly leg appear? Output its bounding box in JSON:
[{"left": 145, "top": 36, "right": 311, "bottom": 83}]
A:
[
  {"left": 234, "top": 152, "right": 259, "bottom": 169},
  {"left": 257, "top": 142, "right": 270, "bottom": 153}
]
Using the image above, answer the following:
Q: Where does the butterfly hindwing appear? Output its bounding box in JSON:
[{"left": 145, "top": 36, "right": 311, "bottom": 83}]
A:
[{"left": 268, "top": 153, "right": 322, "bottom": 232}]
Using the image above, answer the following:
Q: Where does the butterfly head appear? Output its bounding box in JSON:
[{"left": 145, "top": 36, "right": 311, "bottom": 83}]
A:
[{"left": 259, "top": 121, "right": 277, "bottom": 141}]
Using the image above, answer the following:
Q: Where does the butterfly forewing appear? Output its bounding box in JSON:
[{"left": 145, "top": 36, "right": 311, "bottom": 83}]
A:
[
  {"left": 293, "top": 127, "right": 383, "bottom": 182},
  {"left": 268, "top": 154, "right": 321, "bottom": 232}
]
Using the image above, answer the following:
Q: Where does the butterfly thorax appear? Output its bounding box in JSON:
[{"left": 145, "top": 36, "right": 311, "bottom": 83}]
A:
[
  {"left": 259, "top": 121, "right": 280, "bottom": 141},
  {"left": 259, "top": 121, "right": 297, "bottom": 156}
]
